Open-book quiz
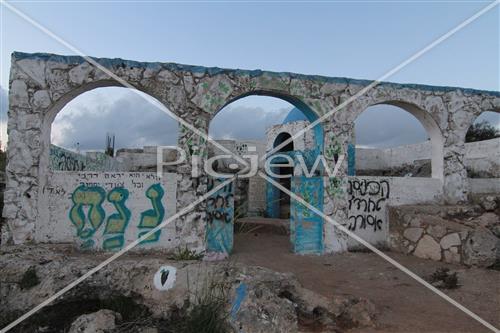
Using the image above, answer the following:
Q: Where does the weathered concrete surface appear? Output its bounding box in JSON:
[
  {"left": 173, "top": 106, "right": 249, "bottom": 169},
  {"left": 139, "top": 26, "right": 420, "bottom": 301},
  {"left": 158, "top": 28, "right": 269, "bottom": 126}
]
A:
[
  {"left": 0, "top": 245, "right": 377, "bottom": 333},
  {"left": 3, "top": 51, "right": 500, "bottom": 252}
]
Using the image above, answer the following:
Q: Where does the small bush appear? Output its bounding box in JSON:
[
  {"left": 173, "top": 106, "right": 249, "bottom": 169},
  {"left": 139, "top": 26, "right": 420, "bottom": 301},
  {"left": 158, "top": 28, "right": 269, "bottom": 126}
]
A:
[
  {"left": 429, "top": 267, "right": 459, "bottom": 289},
  {"left": 170, "top": 246, "right": 204, "bottom": 261},
  {"left": 19, "top": 266, "right": 40, "bottom": 290},
  {"left": 466, "top": 121, "right": 500, "bottom": 142},
  {"left": 168, "top": 272, "right": 232, "bottom": 333}
]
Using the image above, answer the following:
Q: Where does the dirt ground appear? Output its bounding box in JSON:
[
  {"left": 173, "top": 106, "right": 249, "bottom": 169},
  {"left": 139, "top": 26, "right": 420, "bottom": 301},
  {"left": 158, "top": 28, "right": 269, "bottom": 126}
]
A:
[{"left": 231, "top": 232, "right": 500, "bottom": 333}]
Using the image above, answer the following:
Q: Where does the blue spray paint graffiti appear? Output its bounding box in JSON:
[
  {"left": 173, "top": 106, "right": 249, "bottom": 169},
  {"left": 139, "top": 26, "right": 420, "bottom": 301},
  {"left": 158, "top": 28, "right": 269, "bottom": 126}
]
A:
[
  {"left": 290, "top": 177, "right": 324, "bottom": 254},
  {"left": 206, "top": 178, "right": 234, "bottom": 253},
  {"left": 103, "top": 187, "right": 131, "bottom": 250},
  {"left": 138, "top": 184, "right": 166, "bottom": 243},
  {"left": 230, "top": 283, "right": 247, "bottom": 320},
  {"left": 69, "top": 185, "right": 107, "bottom": 248},
  {"left": 266, "top": 179, "right": 280, "bottom": 218},
  {"left": 347, "top": 143, "right": 356, "bottom": 176},
  {"left": 68, "top": 183, "right": 166, "bottom": 250}
]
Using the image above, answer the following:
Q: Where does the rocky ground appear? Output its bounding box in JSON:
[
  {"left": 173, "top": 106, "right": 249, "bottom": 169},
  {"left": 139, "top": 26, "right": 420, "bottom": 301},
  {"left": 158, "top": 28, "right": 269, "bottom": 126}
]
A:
[
  {"left": 232, "top": 233, "right": 500, "bottom": 333},
  {"left": 1, "top": 204, "right": 499, "bottom": 333},
  {"left": 1, "top": 238, "right": 499, "bottom": 333},
  {"left": 0, "top": 245, "right": 377, "bottom": 333}
]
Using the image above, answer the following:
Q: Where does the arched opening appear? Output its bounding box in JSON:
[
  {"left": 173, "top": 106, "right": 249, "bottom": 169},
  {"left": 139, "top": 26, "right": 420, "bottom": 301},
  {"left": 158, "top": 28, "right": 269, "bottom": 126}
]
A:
[
  {"left": 49, "top": 87, "right": 179, "bottom": 172},
  {"left": 37, "top": 84, "right": 180, "bottom": 251},
  {"left": 207, "top": 93, "right": 324, "bottom": 255},
  {"left": 352, "top": 103, "right": 443, "bottom": 179},
  {"left": 465, "top": 110, "right": 499, "bottom": 179},
  {"left": 273, "top": 132, "right": 294, "bottom": 219},
  {"left": 273, "top": 132, "right": 294, "bottom": 152}
]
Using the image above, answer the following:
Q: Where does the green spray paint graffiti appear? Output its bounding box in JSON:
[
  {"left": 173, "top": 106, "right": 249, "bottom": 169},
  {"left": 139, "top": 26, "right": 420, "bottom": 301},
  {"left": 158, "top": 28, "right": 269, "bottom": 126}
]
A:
[
  {"left": 103, "top": 188, "right": 131, "bottom": 250},
  {"left": 326, "top": 176, "right": 345, "bottom": 198},
  {"left": 324, "top": 134, "right": 342, "bottom": 162},
  {"left": 68, "top": 183, "right": 166, "bottom": 249},
  {"left": 138, "top": 184, "right": 165, "bottom": 244},
  {"left": 69, "top": 185, "right": 107, "bottom": 248}
]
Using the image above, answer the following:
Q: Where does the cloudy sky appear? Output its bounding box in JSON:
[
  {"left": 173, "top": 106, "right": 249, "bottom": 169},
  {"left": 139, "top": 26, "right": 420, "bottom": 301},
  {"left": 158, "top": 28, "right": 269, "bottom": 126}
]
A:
[
  {"left": 0, "top": 84, "right": 498, "bottom": 152},
  {"left": 0, "top": 2, "right": 498, "bottom": 150}
]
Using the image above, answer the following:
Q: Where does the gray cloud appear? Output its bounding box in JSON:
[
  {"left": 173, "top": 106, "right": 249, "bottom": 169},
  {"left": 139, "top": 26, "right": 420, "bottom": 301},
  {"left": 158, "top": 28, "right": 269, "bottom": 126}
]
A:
[
  {"left": 4, "top": 85, "right": 496, "bottom": 152},
  {"left": 209, "top": 105, "right": 290, "bottom": 141},
  {"left": 52, "top": 89, "right": 179, "bottom": 151},
  {"left": 354, "top": 105, "right": 428, "bottom": 148}
]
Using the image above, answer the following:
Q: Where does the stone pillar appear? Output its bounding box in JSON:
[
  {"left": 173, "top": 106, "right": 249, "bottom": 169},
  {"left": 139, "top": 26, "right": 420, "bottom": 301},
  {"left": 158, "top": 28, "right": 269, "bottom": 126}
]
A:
[
  {"left": 441, "top": 100, "right": 474, "bottom": 204},
  {"left": 322, "top": 110, "right": 351, "bottom": 253},
  {"left": 2, "top": 72, "right": 48, "bottom": 244},
  {"left": 442, "top": 138, "right": 468, "bottom": 204},
  {"left": 174, "top": 112, "right": 210, "bottom": 252}
]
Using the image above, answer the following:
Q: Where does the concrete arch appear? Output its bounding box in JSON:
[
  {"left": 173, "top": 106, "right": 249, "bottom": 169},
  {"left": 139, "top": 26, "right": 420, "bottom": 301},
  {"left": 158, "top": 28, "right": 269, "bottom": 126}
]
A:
[
  {"left": 354, "top": 99, "right": 444, "bottom": 180},
  {"left": 39, "top": 80, "right": 178, "bottom": 176},
  {"left": 461, "top": 109, "right": 500, "bottom": 141},
  {"left": 214, "top": 90, "right": 325, "bottom": 153}
]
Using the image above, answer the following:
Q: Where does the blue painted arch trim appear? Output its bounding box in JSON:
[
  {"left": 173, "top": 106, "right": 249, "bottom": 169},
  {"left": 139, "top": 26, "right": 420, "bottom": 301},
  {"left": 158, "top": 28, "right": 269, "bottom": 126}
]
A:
[{"left": 217, "top": 90, "right": 324, "bottom": 154}]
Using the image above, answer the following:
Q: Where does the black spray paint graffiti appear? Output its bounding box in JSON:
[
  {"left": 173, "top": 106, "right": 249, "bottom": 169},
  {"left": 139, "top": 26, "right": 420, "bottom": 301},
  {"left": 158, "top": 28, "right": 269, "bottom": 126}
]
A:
[
  {"left": 347, "top": 179, "right": 390, "bottom": 232},
  {"left": 206, "top": 180, "right": 234, "bottom": 225}
]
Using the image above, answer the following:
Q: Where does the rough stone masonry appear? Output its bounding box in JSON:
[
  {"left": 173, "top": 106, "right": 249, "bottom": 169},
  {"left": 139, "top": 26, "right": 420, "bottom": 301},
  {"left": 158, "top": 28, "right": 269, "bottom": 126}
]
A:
[{"left": 2, "top": 52, "right": 499, "bottom": 254}]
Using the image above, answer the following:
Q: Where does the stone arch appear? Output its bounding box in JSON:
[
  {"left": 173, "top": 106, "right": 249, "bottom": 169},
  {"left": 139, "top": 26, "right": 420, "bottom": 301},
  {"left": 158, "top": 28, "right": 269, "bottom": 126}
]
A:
[
  {"left": 39, "top": 79, "right": 176, "bottom": 175},
  {"left": 33, "top": 81, "right": 181, "bottom": 247},
  {"left": 352, "top": 98, "right": 444, "bottom": 180},
  {"left": 462, "top": 109, "right": 500, "bottom": 179},
  {"left": 462, "top": 108, "right": 500, "bottom": 142},
  {"left": 214, "top": 90, "right": 325, "bottom": 153}
]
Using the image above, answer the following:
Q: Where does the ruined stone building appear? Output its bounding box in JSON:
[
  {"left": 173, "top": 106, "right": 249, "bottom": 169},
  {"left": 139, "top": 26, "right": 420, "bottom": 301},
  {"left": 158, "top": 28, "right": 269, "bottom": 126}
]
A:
[{"left": 2, "top": 52, "right": 499, "bottom": 266}]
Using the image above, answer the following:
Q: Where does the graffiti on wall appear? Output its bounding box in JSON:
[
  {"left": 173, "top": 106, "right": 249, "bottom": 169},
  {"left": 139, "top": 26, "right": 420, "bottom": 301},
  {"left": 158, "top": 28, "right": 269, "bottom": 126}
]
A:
[
  {"left": 45, "top": 172, "right": 176, "bottom": 250},
  {"left": 347, "top": 143, "right": 356, "bottom": 176},
  {"left": 50, "top": 145, "right": 86, "bottom": 171},
  {"left": 346, "top": 178, "right": 390, "bottom": 233},
  {"left": 49, "top": 144, "right": 122, "bottom": 172},
  {"left": 138, "top": 184, "right": 165, "bottom": 243},
  {"left": 290, "top": 176, "right": 324, "bottom": 254},
  {"left": 206, "top": 178, "right": 234, "bottom": 254}
]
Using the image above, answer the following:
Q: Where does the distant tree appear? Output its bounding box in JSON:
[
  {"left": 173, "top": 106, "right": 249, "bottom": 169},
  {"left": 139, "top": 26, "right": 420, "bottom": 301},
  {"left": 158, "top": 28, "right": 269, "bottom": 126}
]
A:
[
  {"left": 0, "top": 149, "right": 5, "bottom": 173},
  {"left": 465, "top": 120, "right": 500, "bottom": 142}
]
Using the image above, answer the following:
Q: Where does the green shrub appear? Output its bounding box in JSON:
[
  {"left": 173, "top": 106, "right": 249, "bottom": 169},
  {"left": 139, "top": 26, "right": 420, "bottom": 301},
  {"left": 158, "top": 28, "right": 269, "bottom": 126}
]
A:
[
  {"left": 429, "top": 267, "right": 459, "bottom": 289},
  {"left": 170, "top": 246, "right": 204, "bottom": 261},
  {"left": 168, "top": 272, "right": 232, "bottom": 333}
]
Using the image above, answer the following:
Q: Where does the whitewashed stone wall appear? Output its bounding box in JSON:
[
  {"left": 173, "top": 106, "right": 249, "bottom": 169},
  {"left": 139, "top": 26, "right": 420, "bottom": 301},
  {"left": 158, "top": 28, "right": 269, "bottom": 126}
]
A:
[
  {"left": 356, "top": 138, "right": 500, "bottom": 178},
  {"left": 325, "top": 176, "right": 443, "bottom": 251},
  {"left": 115, "top": 146, "right": 180, "bottom": 171},
  {"left": 266, "top": 120, "right": 315, "bottom": 152},
  {"left": 3, "top": 52, "right": 499, "bottom": 253},
  {"left": 208, "top": 139, "right": 266, "bottom": 171},
  {"left": 37, "top": 172, "right": 177, "bottom": 250},
  {"left": 247, "top": 175, "right": 267, "bottom": 216}
]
